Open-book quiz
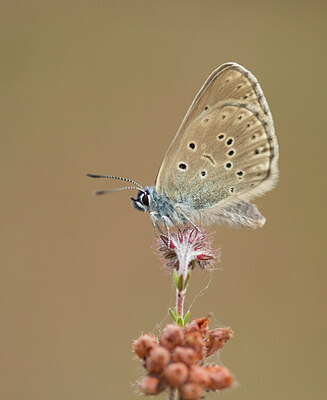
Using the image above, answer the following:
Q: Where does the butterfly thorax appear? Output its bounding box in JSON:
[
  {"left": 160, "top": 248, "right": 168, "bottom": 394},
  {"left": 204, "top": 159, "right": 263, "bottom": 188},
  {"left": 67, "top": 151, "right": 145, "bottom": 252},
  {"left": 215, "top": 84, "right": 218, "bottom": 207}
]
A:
[{"left": 131, "top": 186, "right": 189, "bottom": 227}]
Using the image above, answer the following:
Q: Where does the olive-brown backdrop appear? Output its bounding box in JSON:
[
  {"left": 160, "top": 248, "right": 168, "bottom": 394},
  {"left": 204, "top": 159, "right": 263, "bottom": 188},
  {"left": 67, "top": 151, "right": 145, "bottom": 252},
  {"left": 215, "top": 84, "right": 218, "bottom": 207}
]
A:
[{"left": 1, "top": 1, "right": 326, "bottom": 400}]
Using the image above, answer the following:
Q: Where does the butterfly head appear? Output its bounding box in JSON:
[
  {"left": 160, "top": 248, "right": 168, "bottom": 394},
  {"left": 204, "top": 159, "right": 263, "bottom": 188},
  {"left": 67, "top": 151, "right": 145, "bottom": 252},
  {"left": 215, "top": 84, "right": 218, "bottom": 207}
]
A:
[{"left": 131, "top": 188, "right": 152, "bottom": 212}]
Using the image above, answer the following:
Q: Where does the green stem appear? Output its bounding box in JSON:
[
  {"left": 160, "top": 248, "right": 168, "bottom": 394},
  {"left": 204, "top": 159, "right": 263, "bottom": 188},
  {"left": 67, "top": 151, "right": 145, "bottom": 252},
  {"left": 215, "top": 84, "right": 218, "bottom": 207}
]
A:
[{"left": 168, "top": 387, "right": 178, "bottom": 400}]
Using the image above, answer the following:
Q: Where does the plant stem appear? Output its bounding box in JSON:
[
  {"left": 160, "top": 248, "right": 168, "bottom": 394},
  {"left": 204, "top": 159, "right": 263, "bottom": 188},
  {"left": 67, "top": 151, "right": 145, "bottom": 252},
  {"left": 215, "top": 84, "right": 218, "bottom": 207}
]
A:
[
  {"left": 168, "top": 388, "right": 178, "bottom": 400},
  {"left": 175, "top": 241, "right": 191, "bottom": 323},
  {"left": 176, "top": 290, "right": 184, "bottom": 318}
]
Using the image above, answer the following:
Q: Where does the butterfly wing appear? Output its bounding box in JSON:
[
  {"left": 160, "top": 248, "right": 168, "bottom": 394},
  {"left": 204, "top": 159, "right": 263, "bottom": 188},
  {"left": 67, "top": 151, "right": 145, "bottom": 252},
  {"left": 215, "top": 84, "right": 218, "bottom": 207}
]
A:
[{"left": 155, "top": 63, "right": 278, "bottom": 227}]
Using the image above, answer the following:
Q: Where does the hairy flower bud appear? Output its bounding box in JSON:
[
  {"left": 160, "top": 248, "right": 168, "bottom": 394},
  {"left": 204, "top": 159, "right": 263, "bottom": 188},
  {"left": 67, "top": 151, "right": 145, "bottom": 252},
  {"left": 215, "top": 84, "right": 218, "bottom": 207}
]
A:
[
  {"left": 163, "top": 362, "right": 188, "bottom": 387},
  {"left": 172, "top": 346, "right": 197, "bottom": 366},
  {"left": 139, "top": 375, "right": 164, "bottom": 395},
  {"left": 188, "top": 365, "right": 210, "bottom": 387},
  {"left": 133, "top": 334, "right": 157, "bottom": 358},
  {"left": 183, "top": 330, "right": 205, "bottom": 360},
  {"left": 179, "top": 382, "right": 204, "bottom": 400},
  {"left": 205, "top": 365, "right": 233, "bottom": 391},
  {"left": 183, "top": 322, "right": 200, "bottom": 336},
  {"left": 145, "top": 346, "right": 170, "bottom": 374},
  {"left": 159, "top": 324, "right": 183, "bottom": 350}
]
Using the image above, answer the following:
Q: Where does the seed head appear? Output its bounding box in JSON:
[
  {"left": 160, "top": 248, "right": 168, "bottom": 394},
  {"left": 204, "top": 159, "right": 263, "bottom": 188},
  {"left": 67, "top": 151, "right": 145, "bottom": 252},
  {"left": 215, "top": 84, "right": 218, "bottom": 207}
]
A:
[
  {"left": 205, "top": 365, "right": 234, "bottom": 391},
  {"left": 159, "top": 324, "right": 183, "bottom": 350},
  {"left": 133, "top": 334, "right": 157, "bottom": 358},
  {"left": 158, "top": 228, "right": 215, "bottom": 271},
  {"left": 186, "top": 317, "right": 210, "bottom": 338},
  {"left": 172, "top": 346, "right": 198, "bottom": 366},
  {"left": 179, "top": 382, "right": 204, "bottom": 400},
  {"left": 145, "top": 346, "right": 170, "bottom": 374},
  {"left": 133, "top": 318, "right": 234, "bottom": 398},
  {"left": 188, "top": 365, "right": 210, "bottom": 387},
  {"left": 163, "top": 362, "right": 188, "bottom": 387},
  {"left": 182, "top": 330, "right": 205, "bottom": 360},
  {"left": 205, "top": 327, "right": 234, "bottom": 357},
  {"left": 139, "top": 375, "right": 164, "bottom": 395}
]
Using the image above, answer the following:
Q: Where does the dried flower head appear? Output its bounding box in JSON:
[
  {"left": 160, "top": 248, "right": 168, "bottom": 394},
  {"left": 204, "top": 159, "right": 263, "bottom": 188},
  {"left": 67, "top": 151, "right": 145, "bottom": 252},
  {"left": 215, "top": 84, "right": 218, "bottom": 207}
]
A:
[
  {"left": 134, "top": 318, "right": 234, "bottom": 399},
  {"left": 205, "top": 327, "right": 234, "bottom": 357},
  {"left": 159, "top": 228, "right": 218, "bottom": 327},
  {"left": 158, "top": 228, "right": 215, "bottom": 272},
  {"left": 186, "top": 317, "right": 210, "bottom": 338}
]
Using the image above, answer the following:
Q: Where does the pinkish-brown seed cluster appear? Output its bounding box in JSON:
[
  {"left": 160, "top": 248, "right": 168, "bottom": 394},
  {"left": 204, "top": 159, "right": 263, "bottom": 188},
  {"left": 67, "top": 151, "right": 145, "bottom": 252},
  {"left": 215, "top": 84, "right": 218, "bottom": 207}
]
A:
[{"left": 133, "top": 318, "right": 234, "bottom": 399}]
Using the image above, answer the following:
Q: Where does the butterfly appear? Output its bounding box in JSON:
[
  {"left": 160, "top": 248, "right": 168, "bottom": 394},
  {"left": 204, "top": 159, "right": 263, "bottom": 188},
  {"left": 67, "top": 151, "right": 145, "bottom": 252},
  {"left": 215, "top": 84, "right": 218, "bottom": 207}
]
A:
[{"left": 87, "top": 62, "right": 279, "bottom": 234}]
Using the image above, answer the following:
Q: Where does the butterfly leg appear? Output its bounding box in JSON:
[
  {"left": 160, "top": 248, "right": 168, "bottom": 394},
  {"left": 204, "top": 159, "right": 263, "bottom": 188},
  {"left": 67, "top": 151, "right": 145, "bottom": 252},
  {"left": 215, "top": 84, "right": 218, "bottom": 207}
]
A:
[
  {"left": 150, "top": 212, "right": 158, "bottom": 237},
  {"left": 162, "top": 216, "right": 172, "bottom": 247},
  {"left": 156, "top": 222, "right": 163, "bottom": 235},
  {"left": 150, "top": 212, "right": 163, "bottom": 237}
]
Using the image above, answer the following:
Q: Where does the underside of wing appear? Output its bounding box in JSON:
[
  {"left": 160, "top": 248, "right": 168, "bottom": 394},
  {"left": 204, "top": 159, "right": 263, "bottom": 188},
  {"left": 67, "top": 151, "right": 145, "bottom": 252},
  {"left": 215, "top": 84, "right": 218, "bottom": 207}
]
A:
[
  {"left": 181, "top": 200, "right": 266, "bottom": 229},
  {"left": 155, "top": 63, "right": 279, "bottom": 215}
]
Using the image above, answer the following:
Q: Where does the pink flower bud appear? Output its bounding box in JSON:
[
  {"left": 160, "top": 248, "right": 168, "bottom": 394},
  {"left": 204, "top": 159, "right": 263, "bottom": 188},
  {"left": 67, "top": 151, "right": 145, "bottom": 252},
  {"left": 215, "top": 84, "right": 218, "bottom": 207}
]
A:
[
  {"left": 139, "top": 375, "right": 164, "bottom": 395},
  {"left": 205, "top": 327, "right": 234, "bottom": 357},
  {"left": 179, "top": 382, "right": 204, "bottom": 400},
  {"left": 145, "top": 346, "right": 171, "bottom": 374},
  {"left": 163, "top": 362, "right": 188, "bottom": 387},
  {"left": 205, "top": 365, "right": 233, "bottom": 391},
  {"left": 159, "top": 324, "right": 183, "bottom": 350},
  {"left": 172, "top": 346, "right": 197, "bottom": 366},
  {"left": 188, "top": 365, "right": 210, "bottom": 387},
  {"left": 133, "top": 334, "right": 157, "bottom": 358},
  {"left": 183, "top": 323, "right": 200, "bottom": 336},
  {"left": 183, "top": 330, "right": 205, "bottom": 360}
]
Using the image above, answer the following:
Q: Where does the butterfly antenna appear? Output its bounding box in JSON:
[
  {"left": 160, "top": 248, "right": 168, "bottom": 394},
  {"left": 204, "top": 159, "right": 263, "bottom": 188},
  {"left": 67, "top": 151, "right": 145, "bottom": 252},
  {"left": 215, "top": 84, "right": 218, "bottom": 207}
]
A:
[
  {"left": 93, "top": 186, "right": 140, "bottom": 196},
  {"left": 86, "top": 173, "right": 144, "bottom": 190}
]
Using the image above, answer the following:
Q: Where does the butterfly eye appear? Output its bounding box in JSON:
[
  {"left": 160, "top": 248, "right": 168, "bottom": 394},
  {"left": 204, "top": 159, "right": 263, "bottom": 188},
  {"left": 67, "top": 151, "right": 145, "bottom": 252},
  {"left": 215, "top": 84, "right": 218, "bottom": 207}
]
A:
[{"left": 141, "top": 193, "right": 150, "bottom": 207}]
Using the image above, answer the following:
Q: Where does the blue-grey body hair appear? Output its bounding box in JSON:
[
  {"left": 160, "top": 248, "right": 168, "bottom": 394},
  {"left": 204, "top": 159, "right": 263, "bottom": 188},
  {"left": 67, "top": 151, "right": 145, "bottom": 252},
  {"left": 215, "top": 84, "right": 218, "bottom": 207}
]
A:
[
  {"left": 131, "top": 186, "right": 190, "bottom": 228},
  {"left": 130, "top": 186, "right": 266, "bottom": 230}
]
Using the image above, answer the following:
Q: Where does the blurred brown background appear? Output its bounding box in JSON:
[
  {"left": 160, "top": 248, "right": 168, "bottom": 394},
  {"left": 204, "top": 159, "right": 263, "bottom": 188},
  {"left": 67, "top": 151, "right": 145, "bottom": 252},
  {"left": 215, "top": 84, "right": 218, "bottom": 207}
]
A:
[{"left": 1, "top": 1, "right": 326, "bottom": 399}]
